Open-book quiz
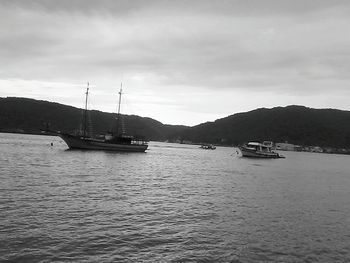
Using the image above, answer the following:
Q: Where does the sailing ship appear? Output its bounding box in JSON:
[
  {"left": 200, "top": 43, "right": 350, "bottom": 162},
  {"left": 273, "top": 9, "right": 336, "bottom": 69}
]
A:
[{"left": 56, "top": 83, "right": 148, "bottom": 152}]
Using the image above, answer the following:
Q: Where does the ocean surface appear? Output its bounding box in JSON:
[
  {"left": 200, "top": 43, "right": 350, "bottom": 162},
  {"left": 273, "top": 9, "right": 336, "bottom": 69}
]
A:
[{"left": 1, "top": 133, "right": 350, "bottom": 263}]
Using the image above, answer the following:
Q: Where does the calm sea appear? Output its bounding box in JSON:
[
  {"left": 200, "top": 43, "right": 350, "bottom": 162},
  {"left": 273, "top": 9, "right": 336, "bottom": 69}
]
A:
[{"left": 1, "top": 133, "right": 349, "bottom": 263}]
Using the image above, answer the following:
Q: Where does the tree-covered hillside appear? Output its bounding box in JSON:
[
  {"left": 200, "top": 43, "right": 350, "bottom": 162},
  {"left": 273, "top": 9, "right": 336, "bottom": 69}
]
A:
[
  {"left": 179, "top": 106, "right": 350, "bottom": 148},
  {"left": 1, "top": 98, "right": 350, "bottom": 148},
  {"left": 0, "top": 97, "right": 188, "bottom": 141}
]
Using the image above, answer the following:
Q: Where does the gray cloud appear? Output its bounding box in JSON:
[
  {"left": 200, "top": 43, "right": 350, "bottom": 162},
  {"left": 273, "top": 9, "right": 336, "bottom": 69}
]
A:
[
  {"left": 1, "top": 0, "right": 350, "bottom": 124},
  {"left": 3, "top": 0, "right": 350, "bottom": 16}
]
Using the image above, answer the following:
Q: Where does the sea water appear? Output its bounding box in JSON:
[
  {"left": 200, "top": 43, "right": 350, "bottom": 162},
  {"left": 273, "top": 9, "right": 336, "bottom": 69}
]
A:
[{"left": 0, "top": 133, "right": 349, "bottom": 262}]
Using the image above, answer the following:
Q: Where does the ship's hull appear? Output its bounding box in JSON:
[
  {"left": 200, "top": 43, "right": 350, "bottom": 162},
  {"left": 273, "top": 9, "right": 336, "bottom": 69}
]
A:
[
  {"left": 59, "top": 133, "right": 148, "bottom": 152},
  {"left": 239, "top": 146, "right": 283, "bottom": 158}
]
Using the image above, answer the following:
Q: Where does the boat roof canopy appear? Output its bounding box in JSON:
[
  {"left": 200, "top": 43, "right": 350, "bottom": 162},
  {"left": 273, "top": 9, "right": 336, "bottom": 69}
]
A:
[
  {"left": 247, "top": 142, "right": 272, "bottom": 148},
  {"left": 247, "top": 142, "right": 262, "bottom": 146}
]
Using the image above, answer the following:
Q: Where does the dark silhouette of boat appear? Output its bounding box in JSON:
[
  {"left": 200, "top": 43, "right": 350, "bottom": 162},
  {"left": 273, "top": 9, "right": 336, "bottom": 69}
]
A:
[
  {"left": 53, "top": 83, "right": 148, "bottom": 152},
  {"left": 58, "top": 132, "right": 148, "bottom": 152},
  {"left": 200, "top": 144, "right": 216, "bottom": 150}
]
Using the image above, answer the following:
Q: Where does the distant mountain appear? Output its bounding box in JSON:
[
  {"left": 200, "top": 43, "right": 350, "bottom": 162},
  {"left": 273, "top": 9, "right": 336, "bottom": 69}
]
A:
[
  {"left": 179, "top": 105, "right": 350, "bottom": 148},
  {"left": 1, "top": 97, "right": 350, "bottom": 148},
  {"left": 0, "top": 97, "right": 188, "bottom": 141}
]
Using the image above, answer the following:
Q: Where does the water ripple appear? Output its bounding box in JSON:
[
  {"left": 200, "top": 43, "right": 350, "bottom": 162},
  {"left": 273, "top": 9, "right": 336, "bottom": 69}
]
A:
[{"left": 1, "top": 134, "right": 350, "bottom": 262}]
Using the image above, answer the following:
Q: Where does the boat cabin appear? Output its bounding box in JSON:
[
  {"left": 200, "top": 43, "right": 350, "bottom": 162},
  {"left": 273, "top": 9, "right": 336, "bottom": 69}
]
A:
[{"left": 246, "top": 142, "right": 273, "bottom": 152}]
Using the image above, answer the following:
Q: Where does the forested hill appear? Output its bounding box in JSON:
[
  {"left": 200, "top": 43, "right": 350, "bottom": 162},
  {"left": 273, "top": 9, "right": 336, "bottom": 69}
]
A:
[
  {"left": 1, "top": 97, "right": 350, "bottom": 148},
  {"left": 179, "top": 105, "right": 350, "bottom": 148},
  {"left": 0, "top": 97, "right": 188, "bottom": 141}
]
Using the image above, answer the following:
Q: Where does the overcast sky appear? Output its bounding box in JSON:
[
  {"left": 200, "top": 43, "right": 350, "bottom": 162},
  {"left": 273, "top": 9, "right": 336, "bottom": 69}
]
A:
[{"left": 1, "top": 0, "right": 350, "bottom": 126}]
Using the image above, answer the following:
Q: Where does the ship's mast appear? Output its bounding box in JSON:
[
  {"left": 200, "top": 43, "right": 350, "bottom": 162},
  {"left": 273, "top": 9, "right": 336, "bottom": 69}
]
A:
[
  {"left": 117, "top": 82, "right": 122, "bottom": 117},
  {"left": 116, "top": 83, "right": 122, "bottom": 135},
  {"left": 83, "top": 82, "right": 89, "bottom": 138}
]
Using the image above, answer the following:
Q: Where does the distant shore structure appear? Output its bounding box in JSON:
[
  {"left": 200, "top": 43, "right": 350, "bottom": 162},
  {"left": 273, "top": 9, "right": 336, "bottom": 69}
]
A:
[{"left": 276, "top": 142, "right": 302, "bottom": 151}]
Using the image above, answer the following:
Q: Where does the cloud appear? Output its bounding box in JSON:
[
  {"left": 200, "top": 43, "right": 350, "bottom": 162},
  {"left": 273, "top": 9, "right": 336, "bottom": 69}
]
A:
[
  {"left": 3, "top": 0, "right": 349, "bottom": 16},
  {"left": 1, "top": 0, "right": 350, "bottom": 125}
]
